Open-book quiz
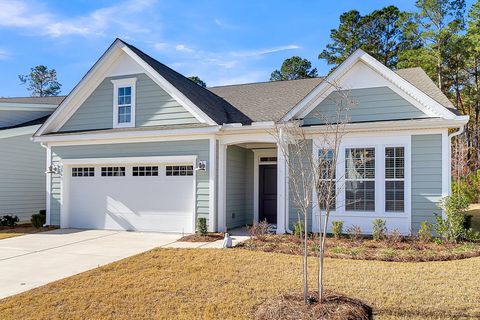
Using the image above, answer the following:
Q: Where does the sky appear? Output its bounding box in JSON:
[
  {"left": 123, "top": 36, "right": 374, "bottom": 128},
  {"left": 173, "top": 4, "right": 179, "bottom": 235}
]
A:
[{"left": 0, "top": 0, "right": 476, "bottom": 97}]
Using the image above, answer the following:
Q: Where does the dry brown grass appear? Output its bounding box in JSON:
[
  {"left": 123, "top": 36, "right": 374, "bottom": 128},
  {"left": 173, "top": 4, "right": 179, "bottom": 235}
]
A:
[
  {"left": 239, "top": 234, "right": 480, "bottom": 262},
  {"left": 0, "top": 224, "right": 56, "bottom": 240},
  {"left": 0, "top": 249, "right": 479, "bottom": 319}
]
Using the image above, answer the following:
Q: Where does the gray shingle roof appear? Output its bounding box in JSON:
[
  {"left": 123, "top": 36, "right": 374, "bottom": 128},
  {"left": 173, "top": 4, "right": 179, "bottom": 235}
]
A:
[
  {"left": 394, "top": 67, "right": 457, "bottom": 112},
  {"left": 0, "top": 96, "right": 65, "bottom": 105},
  {"left": 209, "top": 78, "right": 324, "bottom": 122},
  {"left": 121, "top": 40, "right": 252, "bottom": 125}
]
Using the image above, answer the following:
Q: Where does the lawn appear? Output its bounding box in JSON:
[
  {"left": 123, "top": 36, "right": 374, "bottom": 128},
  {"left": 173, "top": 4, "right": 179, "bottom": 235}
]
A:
[
  {"left": 0, "top": 249, "right": 479, "bottom": 320},
  {"left": 0, "top": 224, "right": 55, "bottom": 240}
]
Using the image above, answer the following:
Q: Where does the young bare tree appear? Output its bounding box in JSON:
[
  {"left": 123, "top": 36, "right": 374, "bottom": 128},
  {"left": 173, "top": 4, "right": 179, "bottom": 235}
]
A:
[{"left": 274, "top": 82, "right": 356, "bottom": 303}]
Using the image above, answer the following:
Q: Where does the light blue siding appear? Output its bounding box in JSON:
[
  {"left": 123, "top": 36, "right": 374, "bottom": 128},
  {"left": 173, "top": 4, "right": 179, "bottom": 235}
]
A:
[
  {"left": 411, "top": 134, "right": 443, "bottom": 233},
  {"left": 0, "top": 133, "right": 46, "bottom": 220},
  {"left": 288, "top": 140, "right": 313, "bottom": 231},
  {"left": 303, "top": 86, "right": 427, "bottom": 125},
  {"left": 49, "top": 140, "right": 209, "bottom": 227},
  {"left": 59, "top": 73, "right": 199, "bottom": 132},
  {"left": 225, "top": 146, "right": 254, "bottom": 229},
  {"left": 0, "top": 110, "right": 51, "bottom": 128}
]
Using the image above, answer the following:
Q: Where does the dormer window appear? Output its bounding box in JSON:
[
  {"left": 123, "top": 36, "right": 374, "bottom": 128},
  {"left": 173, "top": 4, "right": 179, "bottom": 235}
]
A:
[{"left": 112, "top": 78, "right": 136, "bottom": 128}]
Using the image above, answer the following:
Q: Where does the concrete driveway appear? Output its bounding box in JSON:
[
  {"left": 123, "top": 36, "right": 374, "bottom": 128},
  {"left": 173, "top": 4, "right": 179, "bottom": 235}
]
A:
[{"left": 0, "top": 229, "right": 182, "bottom": 299}]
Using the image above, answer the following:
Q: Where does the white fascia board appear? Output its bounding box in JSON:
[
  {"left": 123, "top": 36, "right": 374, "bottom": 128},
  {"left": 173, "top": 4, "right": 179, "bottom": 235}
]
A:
[
  {"left": 32, "top": 125, "right": 220, "bottom": 143},
  {"left": 0, "top": 103, "right": 57, "bottom": 111},
  {"left": 120, "top": 44, "right": 217, "bottom": 126},
  {"left": 284, "top": 49, "right": 463, "bottom": 122},
  {"left": 35, "top": 40, "right": 124, "bottom": 137},
  {"left": 60, "top": 155, "right": 197, "bottom": 166},
  {"left": 302, "top": 118, "right": 468, "bottom": 134},
  {"left": 0, "top": 125, "right": 39, "bottom": 139}
]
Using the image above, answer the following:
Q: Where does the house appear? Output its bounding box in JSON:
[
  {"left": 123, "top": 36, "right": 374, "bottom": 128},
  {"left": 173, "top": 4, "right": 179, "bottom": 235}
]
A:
[
  {"left": 32, "top": 39, "right": 469, "bottom": 235},
  {"left": 0, "top": 96, "right": 63, "bottom": 220}
]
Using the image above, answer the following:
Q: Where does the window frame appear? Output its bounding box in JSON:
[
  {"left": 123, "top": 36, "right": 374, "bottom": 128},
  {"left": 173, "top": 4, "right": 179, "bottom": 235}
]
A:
[
  {"left": 344, "top": 147, "right": 376, "bottom": 212},
  {"left": 112, "top": 78, "right": 137, "bottom": 128},
  {"left": 384, "top": 146, "right": 406, "bottom": 213},
  {"left": 165, "top": 165, "right": 194, "bottom": 177}
]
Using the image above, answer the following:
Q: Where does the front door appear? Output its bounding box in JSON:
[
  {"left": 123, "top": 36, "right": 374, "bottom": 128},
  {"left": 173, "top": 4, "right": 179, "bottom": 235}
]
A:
[{"left": 259, "top": 164, "right": 277, "bottom": 224}]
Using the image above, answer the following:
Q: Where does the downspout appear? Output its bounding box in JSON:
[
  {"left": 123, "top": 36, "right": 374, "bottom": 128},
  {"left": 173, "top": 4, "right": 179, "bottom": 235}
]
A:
[{"left": 40, "top": 142, "right": 51, "bottom": 226}]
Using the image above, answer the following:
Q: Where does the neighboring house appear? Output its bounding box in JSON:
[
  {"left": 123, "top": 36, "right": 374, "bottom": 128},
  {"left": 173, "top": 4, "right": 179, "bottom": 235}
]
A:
[
  {"left": 32, "top": 39, "right": 469, "bottom": 235},
  {"left": 0, "top": 96, "right": 63, "bottom": 221}
]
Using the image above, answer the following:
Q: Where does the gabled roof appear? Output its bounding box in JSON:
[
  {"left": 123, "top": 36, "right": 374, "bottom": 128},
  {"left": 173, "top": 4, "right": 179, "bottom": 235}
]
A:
[
  {"left": 120, "top": 40, "right": 251, "bottom": 125},
  {"left": 209, "top": 78, "right": 323, "bottom": 122},
  {"left": 283, "top": 49, "right": 467, "bottom": 123},
  {"left": 394, "top": 67, "right": 459, "bottom": 114}
]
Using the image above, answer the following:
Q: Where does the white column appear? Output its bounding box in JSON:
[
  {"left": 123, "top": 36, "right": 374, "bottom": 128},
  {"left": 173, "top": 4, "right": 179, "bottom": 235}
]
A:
[
  {"left": 45, "top": 145, "right": 51, "bottom": 226},
  {"left": 208, "top": 137, "right": 216, "bottom": 232},
  {"left": 217, "top": 143, "right": 227, "bottom": 232},
  {"left": 276, "top": 143, "right": 287, "bottom": 234}
]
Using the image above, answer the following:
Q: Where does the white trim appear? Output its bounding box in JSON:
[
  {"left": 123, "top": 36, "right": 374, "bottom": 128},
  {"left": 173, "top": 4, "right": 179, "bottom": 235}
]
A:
[
  {"left": 44, "top": 144, "right": 52, "bottom": 226},
  {"left": 60, "top": 155, "right": 197, "bottom": 166},
  {"left": 284, "top": 49, "right": 466, "bottom": 122},
  {"left": 253, "top": 149, "right": 277, "bottom": 225},
  {"left": 112, "top": 77, "right": 136, "bottom": 128},
  {"left": 0, "top": 125, "right": 40, "bottom": 139},
  {"left": 209, "top": 137, "right": 216, "bottom": 231},
  {"left": 276, "top": 142, "right": 287, "bottom": 234},
  {"left": 217, "top": 143, "right": 227, "bottom": 231},
  {"left": 311, "top": 133, "right": 411, "bottom": 234},
  {"left": 33, "top": 126, "right": 219, "bottom": 144}
]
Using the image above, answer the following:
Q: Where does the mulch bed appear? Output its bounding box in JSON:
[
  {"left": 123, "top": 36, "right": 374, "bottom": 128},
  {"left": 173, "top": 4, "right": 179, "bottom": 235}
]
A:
[
  {"left": 178, "top": 233, "right": 225, "bottom": 242},
  {"left": 253, "top": 291, "right": 373, "bottom": 320},
  {"left": 0, "top": 223, "right": 57, "bottom": 234},
  {"left": 237, "top": 234, "right": 480, "bottom": 262}
]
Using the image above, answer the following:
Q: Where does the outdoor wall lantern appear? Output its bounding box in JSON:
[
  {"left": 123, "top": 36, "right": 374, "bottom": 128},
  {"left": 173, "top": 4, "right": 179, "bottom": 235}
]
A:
[
  {"left": 46, "top": 164, "right": 63, "bottom": 176},
  {"left": 196, "top": 160, "right": 207, "bottom": 172}
]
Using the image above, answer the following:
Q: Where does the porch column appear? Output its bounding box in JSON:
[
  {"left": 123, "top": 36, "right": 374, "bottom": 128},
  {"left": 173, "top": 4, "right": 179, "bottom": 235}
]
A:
[
  {"left": 276, "top": 143, "right": 287, "bottom": 234},
  {"left": 217, "top": 143, "right": 227, "bottom": 232}
]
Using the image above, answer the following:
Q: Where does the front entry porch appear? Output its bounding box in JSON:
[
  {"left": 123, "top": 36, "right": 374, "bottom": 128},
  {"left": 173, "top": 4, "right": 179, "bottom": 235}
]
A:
[{"left": 217, "top": 139, "right": 287, "bottom": 234}]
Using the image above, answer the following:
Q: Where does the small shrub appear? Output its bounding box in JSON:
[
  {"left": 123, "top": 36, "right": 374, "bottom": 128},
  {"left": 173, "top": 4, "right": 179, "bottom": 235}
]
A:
[
  {"left": 196, "top": 217, "right": 208, "bottom": 236},
  {"left": 346, "top": 225, "right": 362, "bottom": 241},
  {"left": 372, "top": 219, "right": 387, "bottom": 241},
  {"left": 385, "top": 229, "right": 403, "bottom": 244},
  {"left": 417, "top": 221, "right": 433, "bottom": 243},
  {"left": 465, "top": 228, "right": 480, "bottom": 242},
  {"left": 435, "top": 194, "right": 470, "bottom": 242},
  {"left": 39, "top": 209, "right": 46, "bottom": 217},
  {"left": 293, "top": 220, "right": 305, "bottom": 236},
  {"left": 463, "top": 214, "right": 473, "bottom": 230},
  {"left": 0, "top": 215, "right": 19, "bottom": 227},
  {"left": 331, "top": 220, "right": 344, "bottom": 239},
  {"left": 31, "top": 214, "right": 46, "bottom": 229},
  {"left": 452, "top": 169, "right": 480, "bottom": 203},
  {"left": 248, "top": 219, "right": 269, "bottom": 240}
]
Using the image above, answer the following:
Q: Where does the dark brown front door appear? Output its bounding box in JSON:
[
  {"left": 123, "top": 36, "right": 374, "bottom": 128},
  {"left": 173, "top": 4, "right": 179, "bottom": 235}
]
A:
[{"left": 259, "top": 164, "right": 277, "bottom": 224}]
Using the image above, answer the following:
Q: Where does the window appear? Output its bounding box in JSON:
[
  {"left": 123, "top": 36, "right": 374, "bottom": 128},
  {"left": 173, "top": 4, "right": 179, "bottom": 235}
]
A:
[
  {"left": 117, "top": 87, "right": 131, "bottom": 124},
  {"left": 101, "top": 167, "right": 125, "bottom": 177},
  {"left": 112, "top": 78, "right": 136, "bottom": 128},
  {"left": 72, "top": 167, "right": 94, "bottom": 177},
  {"left": 133, "top": 166, "right": 159, "bottom": 176},
  {"left": 385, "top": 147, "right": 405, "bottom": 212},
  {"left": 166, "top": 165, "right": 194, "bottom": 176},
  {"left": 318, "top": 149, "right": 336, "bottom": 210},
  {"left": 260, "top": 157, "right": 277, "bottom": 162},
  {"left": 345, "top": 148, "right": 375, "bottom": 211}
]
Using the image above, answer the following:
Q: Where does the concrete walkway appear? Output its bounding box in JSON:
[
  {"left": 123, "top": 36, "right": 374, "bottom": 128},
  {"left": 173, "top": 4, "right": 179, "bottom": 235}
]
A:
[{"left": 0, "top": 229, "right": 249, "bottom": 299}]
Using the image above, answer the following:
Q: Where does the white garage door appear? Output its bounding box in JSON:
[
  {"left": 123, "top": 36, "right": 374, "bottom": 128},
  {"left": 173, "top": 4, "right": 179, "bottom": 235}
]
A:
[{"left": 66, "top": 163, "right": 195, "bottom": 233}]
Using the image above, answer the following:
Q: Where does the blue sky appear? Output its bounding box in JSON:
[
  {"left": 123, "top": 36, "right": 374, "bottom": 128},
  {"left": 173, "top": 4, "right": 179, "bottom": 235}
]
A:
[{"left": 0, "top": 0, "right": 475, "bottom": 97}]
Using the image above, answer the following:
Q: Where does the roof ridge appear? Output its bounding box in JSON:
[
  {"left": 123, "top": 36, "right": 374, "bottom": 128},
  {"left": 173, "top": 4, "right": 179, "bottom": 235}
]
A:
[{"left": 208, "top": 77, "right": 324, "bottom": 89}]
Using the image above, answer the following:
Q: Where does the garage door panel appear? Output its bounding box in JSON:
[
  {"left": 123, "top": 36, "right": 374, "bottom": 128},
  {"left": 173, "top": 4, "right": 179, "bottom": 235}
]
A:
[{"left": 67, "top": 163, "right": 195, "bottom": 233}]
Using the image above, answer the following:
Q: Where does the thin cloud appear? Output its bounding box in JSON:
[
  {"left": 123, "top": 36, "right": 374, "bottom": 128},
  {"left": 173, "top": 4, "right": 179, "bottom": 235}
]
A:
[
  {"left": 0, "top": 49, "right": 9, "bottom": 60},
  {"left": 175, "top": 44, "right": 195, "bottom": 53},
  {"left": 0, "top": 0, "right": 157, "bottom": 38},
  {"left": 231, "top": 45, "right": 301, "bottom": 58},
  {"left": 214, "top": 18, "right": 238, "bottom": 30}
]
